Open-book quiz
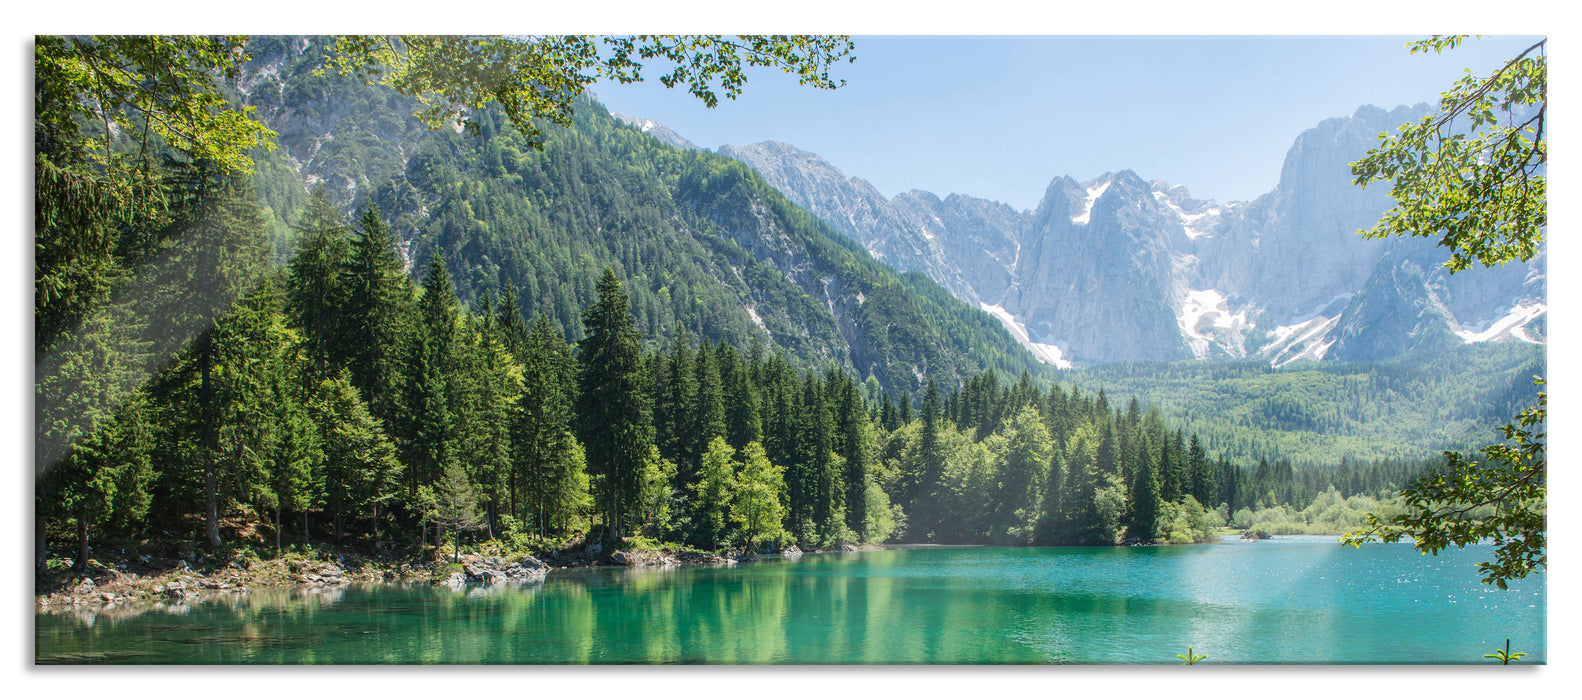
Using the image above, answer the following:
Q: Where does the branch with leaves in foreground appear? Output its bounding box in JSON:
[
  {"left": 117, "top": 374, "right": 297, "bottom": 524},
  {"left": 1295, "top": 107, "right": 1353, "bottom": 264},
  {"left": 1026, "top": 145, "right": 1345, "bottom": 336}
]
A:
[
  {"left": 323, "top": 35, "right": 856, "bottom": 150},
  {"left": 1350, "top": 35, "right": 1546, "bottom": 273},
  {"left": 1343, "top": 377, "right": 1545, "bottom": 589}
]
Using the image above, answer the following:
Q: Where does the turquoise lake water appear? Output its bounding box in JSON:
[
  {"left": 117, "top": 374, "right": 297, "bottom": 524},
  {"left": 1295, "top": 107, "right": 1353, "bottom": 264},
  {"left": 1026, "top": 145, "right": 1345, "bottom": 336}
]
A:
[{"left": 34, "top": 536, "right": 1545, "bottom": 664}]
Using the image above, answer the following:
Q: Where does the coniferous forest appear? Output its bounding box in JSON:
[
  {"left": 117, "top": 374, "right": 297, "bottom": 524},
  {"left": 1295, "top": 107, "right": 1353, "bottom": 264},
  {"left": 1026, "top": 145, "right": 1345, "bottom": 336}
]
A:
[
  {"left": 36, "top": 178, "right": 1458, "bottom": 568},
  {"left": 35, "top": 36, "right": 1534, "bottom": 574}
]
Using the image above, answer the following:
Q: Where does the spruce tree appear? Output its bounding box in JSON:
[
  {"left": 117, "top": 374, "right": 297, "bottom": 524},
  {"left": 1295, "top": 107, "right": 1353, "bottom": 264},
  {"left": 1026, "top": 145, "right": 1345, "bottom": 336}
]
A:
[
  {"left": 691, "top": 337, "right": 727, "bottom": 467},
  {"left": 284, "top": 187, "right": 351, "bottom": 382},
  {"left": 576, "top": 268, "right": 652, "bottom": 541},
  {"left": 514, "top": 314, "right": 577, "bottom": 534},
  {"left": 1128, "top": 432, "right": 1162, "bottom": 543},
  {"left": 719, "top": 341, "right": 762, "bottom": 450},
  {"left": 994, "top": 406, "right": 1052, "bottom": 543},
  {"left": 339, "top": 205, "right": 414, "bottom": 424},
  {"left": 655, "top": 325, "right": 696, "bottom": 471},
  {"left": 310, "top": 371, "right": 404, "bottom": 545}
]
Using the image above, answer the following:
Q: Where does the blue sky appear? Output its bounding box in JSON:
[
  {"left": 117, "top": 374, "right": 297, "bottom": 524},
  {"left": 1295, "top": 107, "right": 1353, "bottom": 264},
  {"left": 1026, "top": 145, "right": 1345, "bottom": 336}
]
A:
[{"left": 593, "top": 35, "right": 1542, "bottom": 211}]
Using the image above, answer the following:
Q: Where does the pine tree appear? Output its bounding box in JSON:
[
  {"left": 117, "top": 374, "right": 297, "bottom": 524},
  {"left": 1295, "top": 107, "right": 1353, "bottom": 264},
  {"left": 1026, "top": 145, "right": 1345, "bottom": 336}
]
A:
[
  {"left": 399, "top": 254, "right": 468, "bottom": 497},
  {"left": 339, "top": 205, "right": 414, "bottom": 424},
  {"left": 514, "top": 314, "right": 578, "bottom": 535},
  {"left": 692, "top": 338, "right": 727, "bottom": 466},
  {"left": 1159, "top": 431, "right": 1182, "bottom": 504},
  {"left": 1187, "top": 433, "right": 1212, "bottom": 506},
  {"left": 284, "top": 187, "right": 351, "bottom": 382},
  {"left": 993, "top": 406, "right": 1052, "bottom": 543},
  {"left": 719, "top": 341, "right": 762, "bottom": 450},
  {"left": 267, "top": 366, "right": 323, "bottom": 552},
  {"left": 310, "top": 371, "right": 405, "bottom": 545},
  {"left": 907, "top": 380, "right": 944, "bottom": 528},
  {"left": 430, "top": 458, "right": 482, "bottom": 562},
  {"left": 154, "top": 169, "right": 270, "bottom": 550},
  {"left": 1057, "top": 422, "right": 1101, "bottom": 544},
  {"left": 468, "top": 306, "right": 523, "bottom": 537},
  {"left": 654, "top": 325, "right": 696, "bottom": 472},
  {"left": 46, "top": 394, "right": 155, "bottom": 571},
  {"left": 838, "top": 381, "right": 871, "bottom": 539},
  {"left": 1128, "top": 431, "right": 1162, "bottom": 543},
  {"left": 577, "top": 268, "right": 652, "bottom": 540}
]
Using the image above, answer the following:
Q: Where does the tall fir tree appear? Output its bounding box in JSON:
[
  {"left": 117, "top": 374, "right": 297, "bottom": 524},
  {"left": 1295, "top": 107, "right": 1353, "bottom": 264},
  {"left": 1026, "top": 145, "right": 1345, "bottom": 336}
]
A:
[
  {"left": 339, "top": 205, "right": 414, "bottom": 424},
  {"left": 576, "top": 268, "right": 653, "bottom": 540}
]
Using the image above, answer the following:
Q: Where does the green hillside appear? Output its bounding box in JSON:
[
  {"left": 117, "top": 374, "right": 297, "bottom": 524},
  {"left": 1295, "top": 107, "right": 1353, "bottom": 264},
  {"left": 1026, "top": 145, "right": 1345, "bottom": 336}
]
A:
[
  {"left": 1065, "top": 342, "right": 1544, "bottom": 464},
  {"left": 241, "top": 37, "right": 1044, "bottom": 396}
]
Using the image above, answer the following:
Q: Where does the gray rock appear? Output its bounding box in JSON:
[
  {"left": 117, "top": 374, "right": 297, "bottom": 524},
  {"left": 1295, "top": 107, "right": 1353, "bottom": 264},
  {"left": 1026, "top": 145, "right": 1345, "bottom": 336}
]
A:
[
  {"left": 438, "top": 571, "right": 466, "bottom": 589},
  {"left": 720, "top": 102, "right": 1543, "bottom": 367},
  {"left": 503, "top": 556, "right": 549, "bottom": 582}
]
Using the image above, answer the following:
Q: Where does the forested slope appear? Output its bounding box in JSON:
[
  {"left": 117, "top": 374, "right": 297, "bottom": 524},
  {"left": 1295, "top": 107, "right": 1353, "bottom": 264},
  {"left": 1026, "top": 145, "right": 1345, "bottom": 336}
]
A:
[
  {"left": 1066, "top": 342, "right": 1544, "bottom": 464},
  {"left": 239, "top": 37, "right": 1044, "bottom": 397}
]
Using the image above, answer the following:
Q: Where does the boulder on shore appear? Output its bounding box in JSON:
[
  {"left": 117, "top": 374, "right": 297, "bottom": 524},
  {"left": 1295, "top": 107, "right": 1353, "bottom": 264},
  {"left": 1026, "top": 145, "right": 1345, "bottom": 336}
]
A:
[
  {"left": 452, "top": 554, "right": 549, "bottom": 586},
  {"left": 611, "top": 550, "right": 679, "bottom": 567},
  {"left": 502, "top": 556, "right": 549, "bottom": 582}
]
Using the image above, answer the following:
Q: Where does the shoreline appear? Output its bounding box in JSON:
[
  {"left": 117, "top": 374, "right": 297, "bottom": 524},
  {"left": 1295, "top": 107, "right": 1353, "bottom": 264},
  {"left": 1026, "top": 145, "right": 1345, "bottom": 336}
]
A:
[
  {"left": 35, "top": 535, "right": 1358, "bottom": 614},
  {"left": 33, "top": 541, "right": 889, "bottom": 613}
]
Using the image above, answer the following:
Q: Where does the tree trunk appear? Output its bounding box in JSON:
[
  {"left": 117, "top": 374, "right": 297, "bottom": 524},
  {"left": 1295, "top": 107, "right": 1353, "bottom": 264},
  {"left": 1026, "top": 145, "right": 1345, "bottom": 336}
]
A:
[
  {"left": 36, "top": 512, "right": 49, "bottom": 574},
  {"left": 200, "top": 333, "right": 222, "bottom": 551},
  {"left": 76, "top": 508, "right": 89, "bottom": 572},
  {"left": 275, "top": 507, "right": 281, "bottom": 557}
]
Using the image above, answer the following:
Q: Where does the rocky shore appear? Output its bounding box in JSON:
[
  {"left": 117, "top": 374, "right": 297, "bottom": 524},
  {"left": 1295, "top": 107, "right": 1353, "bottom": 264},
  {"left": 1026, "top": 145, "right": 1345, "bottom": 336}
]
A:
[{"left": 36, "top": 541, "right": 885, "bottom": 612}]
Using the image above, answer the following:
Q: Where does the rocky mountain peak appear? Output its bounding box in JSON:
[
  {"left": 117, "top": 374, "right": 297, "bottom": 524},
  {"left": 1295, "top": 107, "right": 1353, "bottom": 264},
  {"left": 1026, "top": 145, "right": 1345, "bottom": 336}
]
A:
[
  {"left": 612, "top": 113, "right": 701, "bottom": 150},
  {"left": 718, "top": 103, "right": 1545, "bottom": 369}
]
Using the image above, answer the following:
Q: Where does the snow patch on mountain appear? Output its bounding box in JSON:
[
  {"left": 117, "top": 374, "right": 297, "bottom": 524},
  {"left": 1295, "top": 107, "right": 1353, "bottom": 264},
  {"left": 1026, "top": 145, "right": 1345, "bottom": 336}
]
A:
[
  {"left": 1071, "top": 180, "right": 1111, "bottom": 225},
  {"left": 1151, "top": 189, "right": 1221, "bottom": 239},
  {"left": 1455, "top": 303, "right": 1546, "bottom": 344},
  {"left": 1177, "top": 288, "right": 1250, "bottom": 359},
  {"left": 979, "top": 303, "right": 1073, "bottom": 368},
  {"left": 1262, "top": 315, "right": 1342, "bottom": 367}
]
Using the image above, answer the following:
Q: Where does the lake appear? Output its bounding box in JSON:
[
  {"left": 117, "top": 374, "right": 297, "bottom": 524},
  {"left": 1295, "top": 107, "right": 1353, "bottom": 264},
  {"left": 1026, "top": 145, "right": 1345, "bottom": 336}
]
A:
[{"left": 34, "top": 536, "right": 1545, "bottom": 664}]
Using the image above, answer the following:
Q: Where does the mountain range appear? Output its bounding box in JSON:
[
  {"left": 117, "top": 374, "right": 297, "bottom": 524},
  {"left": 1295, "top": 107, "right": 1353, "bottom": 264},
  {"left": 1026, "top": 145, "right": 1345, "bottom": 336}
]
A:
[
  {"left": 234, "top": 35, "right": 1544, "bottom": 391},
  {"left": 710, "top": 105, "right": 1547, "bottom": 368},
  {"left": 231, "top": 37, "right": 1044, "bottom": 396}
]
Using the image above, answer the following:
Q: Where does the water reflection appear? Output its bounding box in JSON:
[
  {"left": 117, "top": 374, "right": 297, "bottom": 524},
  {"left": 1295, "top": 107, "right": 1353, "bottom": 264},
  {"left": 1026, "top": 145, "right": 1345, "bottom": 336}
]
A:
[{"left": 37, "top": 544, "right": 1545, "bottom": 664}]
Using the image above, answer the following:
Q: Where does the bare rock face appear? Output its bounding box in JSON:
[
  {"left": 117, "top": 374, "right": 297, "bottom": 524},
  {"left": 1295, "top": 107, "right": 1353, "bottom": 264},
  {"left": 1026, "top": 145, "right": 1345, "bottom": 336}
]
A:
[
  {"left": 1006, "top": 170, "right": 1191, "bottom": 364},
  {"left": 718, "top": 102, "right": 1545, "bottom": 367},
  {"left": 613, "top": 113, "right": 701, "bottom": 151}
]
